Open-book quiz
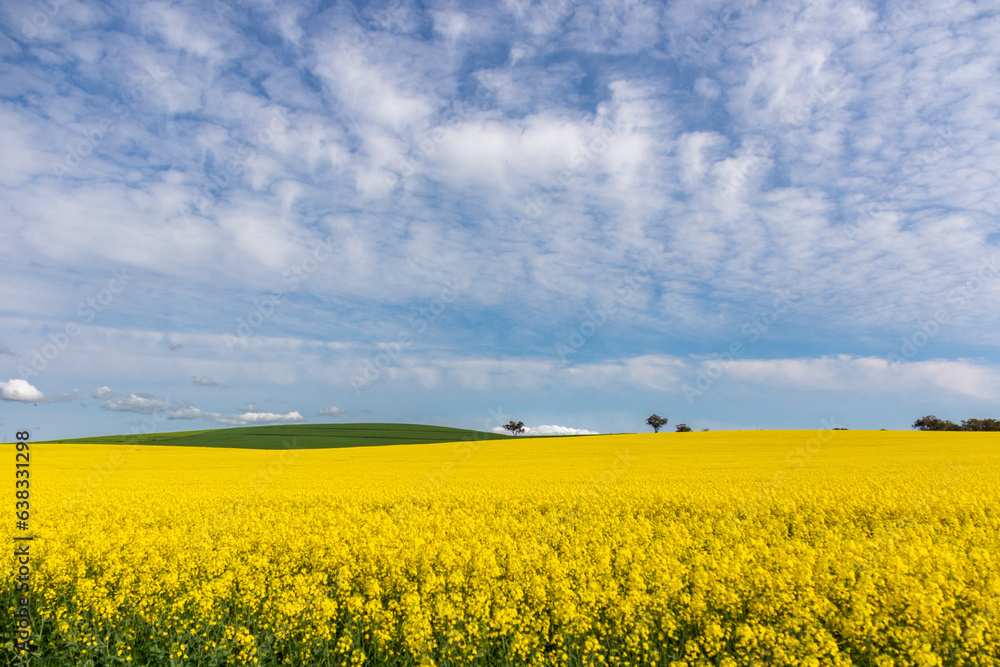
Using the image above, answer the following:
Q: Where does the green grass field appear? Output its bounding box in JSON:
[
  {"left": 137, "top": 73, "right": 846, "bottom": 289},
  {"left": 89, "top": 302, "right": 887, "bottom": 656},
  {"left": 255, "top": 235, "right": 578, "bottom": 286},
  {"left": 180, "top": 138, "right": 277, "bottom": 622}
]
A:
[{"left": 33, "top": 422, "right": 518, "bottom": 450}]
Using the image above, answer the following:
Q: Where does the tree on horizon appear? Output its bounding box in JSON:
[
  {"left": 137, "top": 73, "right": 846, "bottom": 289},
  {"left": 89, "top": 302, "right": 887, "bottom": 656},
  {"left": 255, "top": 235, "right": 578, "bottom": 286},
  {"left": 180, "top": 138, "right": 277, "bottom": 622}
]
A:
[
  {"left": 913, "top": 415, "right": 999, "bottom": 431},
  {"left": 646, "top": 414, "right": 668, "bottom": 433},
  {"left": 503, "top": 420, "right": 525, "bottom": 436}
]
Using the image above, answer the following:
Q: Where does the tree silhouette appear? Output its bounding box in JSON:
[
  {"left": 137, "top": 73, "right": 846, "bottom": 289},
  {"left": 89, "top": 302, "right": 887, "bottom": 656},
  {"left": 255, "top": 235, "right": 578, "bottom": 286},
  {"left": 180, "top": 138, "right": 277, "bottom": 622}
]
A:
[
  {"left": 503, "top": 420, "right": 525, "bottom": 435},
  {"left": 912, "top": 415, "right": 961, "bottom": 431},
  {"left": 913, "top": 415, "right": 999, "bottom": 431},
  {"left": 961, "top": 418, "right": 1000, "bottom": 431},
  {"left": 646, "top": 414, "right": 668, "bottom": 433}
]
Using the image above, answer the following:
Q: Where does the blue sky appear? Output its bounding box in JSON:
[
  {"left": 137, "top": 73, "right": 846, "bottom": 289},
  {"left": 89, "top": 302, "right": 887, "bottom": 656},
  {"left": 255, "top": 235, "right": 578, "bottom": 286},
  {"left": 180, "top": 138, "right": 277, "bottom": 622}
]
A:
[{"left": 1, "top": 0, "right": 999, "bottom": 440}]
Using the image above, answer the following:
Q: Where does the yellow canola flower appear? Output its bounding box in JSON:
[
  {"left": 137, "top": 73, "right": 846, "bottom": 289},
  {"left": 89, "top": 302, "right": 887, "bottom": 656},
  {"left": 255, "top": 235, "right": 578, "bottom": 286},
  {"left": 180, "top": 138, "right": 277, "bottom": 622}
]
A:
[{"left": 2, "top": 430, "right": 999, "bottom": 666}]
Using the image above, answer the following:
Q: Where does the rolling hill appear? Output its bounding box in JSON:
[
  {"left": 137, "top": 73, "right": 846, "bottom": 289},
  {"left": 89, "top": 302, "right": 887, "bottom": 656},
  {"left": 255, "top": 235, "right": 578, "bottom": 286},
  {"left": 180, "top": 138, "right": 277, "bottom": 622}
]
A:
[{"left": 35, "top": 423, "right": 517, "bottom": 450}]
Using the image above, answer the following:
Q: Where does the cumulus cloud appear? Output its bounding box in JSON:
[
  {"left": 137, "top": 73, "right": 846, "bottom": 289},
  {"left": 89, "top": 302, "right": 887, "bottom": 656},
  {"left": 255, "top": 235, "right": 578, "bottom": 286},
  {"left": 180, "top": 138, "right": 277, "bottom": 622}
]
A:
[
  {"left": 0, "top": 379, "right": 44, "bottom": 402},
  {"left": 166, "top": 405, "right": 202, "bottom": 420},
  {"left": 528, "top": 425, "right": 599, "bottom": 436},
  {"left": 168, "top": 406, "right": 304, "bottom": 425},
  {"left": 317, "top": 406, "right": 348, "bottom": 416},
  {"left": 212, "top": 410, "right": 303, "bottom": 425},
  {"left": 92, "top": 386, "right": 116, "bottom": 399},
  {"left": 492, "top": 424, "right": 599, "bottom": 436},
  {"left": 0, "top": 379, "right": 75, "bottom": 404},
  {"left": 94, "top": 391, "right": 303, "bottom": 425},
  {"left": 693, "top": 77, "right": 721, "bottom": 100},
  {"left": 720, "top": 355, "right": 1000, "bottom": 400},
  {"left": 100, "top": 394, "right": 176, "bottom": 414}
]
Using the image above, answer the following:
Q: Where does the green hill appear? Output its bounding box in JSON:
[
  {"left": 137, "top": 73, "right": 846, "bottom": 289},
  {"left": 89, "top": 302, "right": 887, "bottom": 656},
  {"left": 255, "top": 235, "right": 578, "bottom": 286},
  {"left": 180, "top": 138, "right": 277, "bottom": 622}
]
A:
[{"left": 36, "top": 423, "right": 515, "bottom": 450}]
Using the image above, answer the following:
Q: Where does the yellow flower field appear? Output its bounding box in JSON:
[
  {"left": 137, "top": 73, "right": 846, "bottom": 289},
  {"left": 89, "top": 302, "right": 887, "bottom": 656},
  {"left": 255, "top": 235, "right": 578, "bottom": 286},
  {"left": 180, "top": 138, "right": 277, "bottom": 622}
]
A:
[{"left": 3, "top": 430, "right": 1000, "bottom": 666}]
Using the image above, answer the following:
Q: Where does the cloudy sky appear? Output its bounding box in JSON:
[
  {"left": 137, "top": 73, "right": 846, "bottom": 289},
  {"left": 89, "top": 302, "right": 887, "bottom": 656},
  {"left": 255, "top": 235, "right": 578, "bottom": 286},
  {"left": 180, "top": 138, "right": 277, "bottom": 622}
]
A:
[{"left": 1, "top": 0, "right": 998, "bottom": 440}]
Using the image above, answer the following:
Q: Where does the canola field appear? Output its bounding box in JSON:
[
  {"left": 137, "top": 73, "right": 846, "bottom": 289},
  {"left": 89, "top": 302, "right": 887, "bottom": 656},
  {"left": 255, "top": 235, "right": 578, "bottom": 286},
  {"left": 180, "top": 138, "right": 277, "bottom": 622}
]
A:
[{"left": 3, "top": 429, "right": 1000, "bottom": 666}]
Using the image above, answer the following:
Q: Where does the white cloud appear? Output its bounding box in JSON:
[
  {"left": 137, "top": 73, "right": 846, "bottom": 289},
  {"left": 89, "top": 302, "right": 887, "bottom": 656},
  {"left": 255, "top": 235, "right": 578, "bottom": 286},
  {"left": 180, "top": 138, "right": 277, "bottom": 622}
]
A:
[
  {"left": 527, "top": 424, "right": 599, "bottom": 436},
  {"left": 138, "top": 2, "right": 225, "bottom": 60},
  {"left": 94, "top": 390, "right": 302, "bottom": 425},
  {"left": 91, "top": 386, "right": 115, "bottom": 399},
  {"left": 313, "top": 39, "right": 434, "bottom": 133},
  {"left": 318, "top": 406, "right": 348, "bottom": 416},
  {"left": 432, "top": 10, "right": 470, "bottom": 42},
  {"left": 721, "top": 355, "right": 1000, "bottom": 400},
  {"left": 209, "top": 410, "right": 304, "bottom": 425},
  {"left": 166, "top": 405, "right": 202, "bottom": 420},
  {"left": 679, "top": 131, "right": 729, "bottom": 186},
  {"left": 192, "top": 376, "right": 218, "bottom": 387},
  {"left": 492, "top": 424, "right": 599, "bottom": 436},
  {"left": 0, "top": 104, "right": 51, "bottom": 188},
  {"left": 693, "top": 77, "right": 721, "bottom": 100},
  {"left": 167, "top": 406, "right": 303, "bottom": 425},
  {"left": 100, "top": 394, "right": 175, "bottom": 414},
  {"left": 0, "top": 379, "right": 44, "bottom": 402}
]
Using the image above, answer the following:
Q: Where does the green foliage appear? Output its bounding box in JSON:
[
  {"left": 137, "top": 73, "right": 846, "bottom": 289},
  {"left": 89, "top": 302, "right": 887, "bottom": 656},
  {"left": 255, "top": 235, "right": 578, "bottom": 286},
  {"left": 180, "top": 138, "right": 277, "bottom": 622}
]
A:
[
  {"left": 646, "top": 414, "right": 668, "bottom": 433},
  {"left": 675, "top": 424, "right": 692, "bottom": 432},
  {"left": 960, "top": 418, "right": 1000, "bottom": 431},
  {"left": 912, "top": 415, "right": 999, "bottom": 431},
  {"left": 503, "top": 420, "right": 525, "bottom": 435}
]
